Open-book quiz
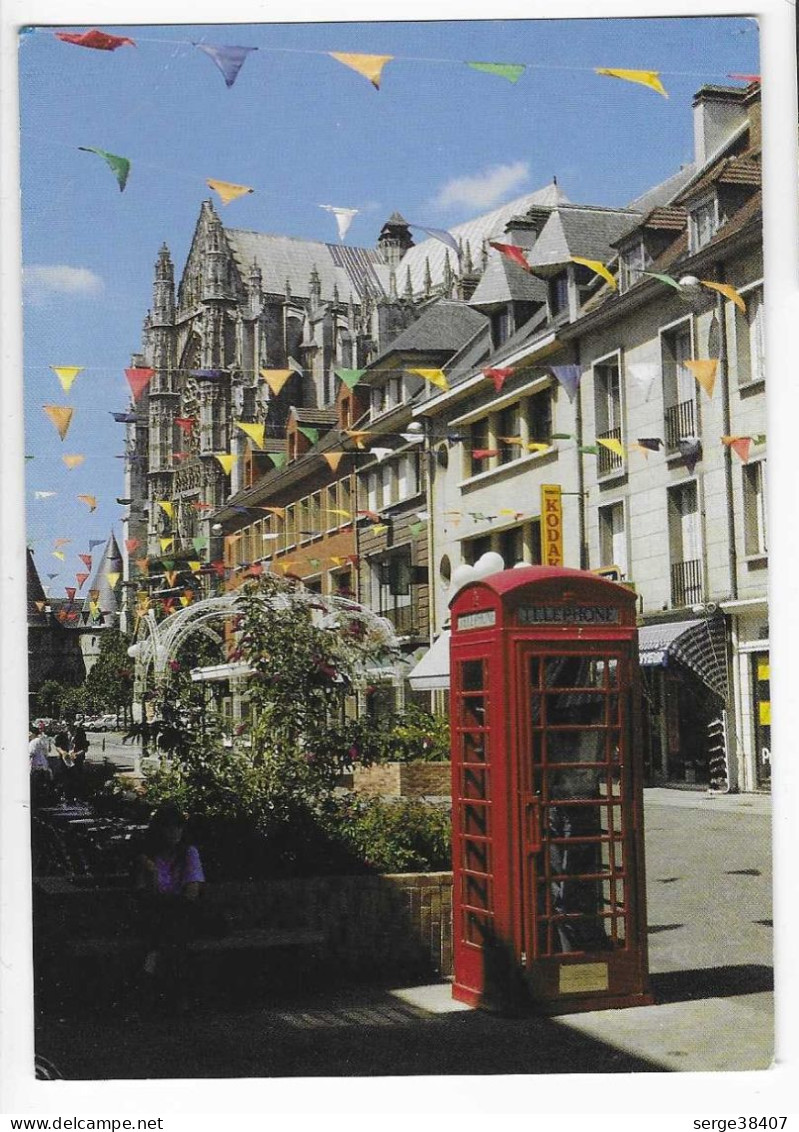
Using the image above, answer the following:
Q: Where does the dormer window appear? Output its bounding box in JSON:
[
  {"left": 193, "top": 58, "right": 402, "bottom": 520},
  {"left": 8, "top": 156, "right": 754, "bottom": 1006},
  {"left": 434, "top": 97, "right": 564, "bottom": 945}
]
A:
[
  {"left": 549, "top": 273, "right": 569, "bottom": 317},
  {"left": 490, "top": 307, "right": 511, "bottom": 349},
  {"left": 619, "top": 239, "right": 647, "bottom": 293},
  {"left": 688, "top": 194, "right": 719, "bottom": 252}
]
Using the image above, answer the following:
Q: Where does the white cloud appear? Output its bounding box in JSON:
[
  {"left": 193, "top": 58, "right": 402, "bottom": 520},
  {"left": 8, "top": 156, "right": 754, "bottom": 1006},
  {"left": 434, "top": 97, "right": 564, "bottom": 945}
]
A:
[
  {"left": 23, "top": 264, "right": 104, "bottom": 305},
  {"left": 431, "top": 161, "right": 531, "bottom": 212}
]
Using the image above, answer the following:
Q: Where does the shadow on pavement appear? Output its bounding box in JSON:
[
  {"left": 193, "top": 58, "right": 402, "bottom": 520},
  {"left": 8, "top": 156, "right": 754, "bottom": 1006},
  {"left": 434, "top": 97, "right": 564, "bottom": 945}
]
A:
[{"left": 651, "top": 963, "right": 773, "bottom": 1004}]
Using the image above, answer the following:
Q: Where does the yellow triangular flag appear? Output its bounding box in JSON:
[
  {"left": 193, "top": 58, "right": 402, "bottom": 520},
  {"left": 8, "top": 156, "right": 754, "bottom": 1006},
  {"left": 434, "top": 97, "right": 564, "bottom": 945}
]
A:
[
  {"left": 526, "top": 442, "right": 551, "bottom": 453},
  {"left": 214, "top": 453, "right": 237, "bottom": 475},
  {"left": 180, "top": 594, "right": 192, "bottom": 607},
  {"left": 329, "top": 508, "right": 352, "bottom": 519},
  {"left": 157, "top": 500, "right": 174, "bottom": 519},
  {"left": 236, "top": 421, "right": 266, "bottom": 449},
  {"left": 597, "top": 437, "right": 626, "bottom": 459},
  {"left": 701, "top": 280, "right": 747, "bottom": 314},
  {"left": 685, "top": 359, "right": 719, "bottom": 398},
  {"left": 329, "top": 51, "right": 393, "bottom": 89},
  {"left": 164, "top": 571, "right": 178, "bottom": 587},
  {"left": 43, "top": 405, "right": 74, "bottom": 441},
  {"left": 188, "top": 560, "right": 202, "bottom": 573},
  {"left": 260, "top": 505, "right": 286, "bottom": 518},
  {"left": 77, "top": 494, "right": 97, "bottom": 512},
  {"left": 50, "top": 366, "right": 84, "bottom": 393},
  {"left": 53, "top": 551, "right": 65, "bottom": 561},
  {"left": 497, "top": 436, "right": 524, "bottom": 445},
  {"left": 571, "top": 257, "right": 617, "bottom": 290},
  {"left": 259, "top": 368, "right": 294, "bottom": 396},
  {"left": 323, "top": 452, "right": 346, "bottom": 471},
  {"left": 344, "top": 430, "right": 371, "bottom": 449},
  {"left": 408, "top": 367, "right": 450, "bottom": 391},
  {"left": 62, "top": 454, "right": 85, "bottom": 469},
  {"left": 207, "top": 179, "right": 254, "bottom": 206},
  {"left": 595, "top": 68, "right": 668, "bottom": 98},
  {"left": 160, "top": 537, "right": 174, "bottom": 552},
  {"left": 106, "top": 572, "right": 120, "bottom": 588}
]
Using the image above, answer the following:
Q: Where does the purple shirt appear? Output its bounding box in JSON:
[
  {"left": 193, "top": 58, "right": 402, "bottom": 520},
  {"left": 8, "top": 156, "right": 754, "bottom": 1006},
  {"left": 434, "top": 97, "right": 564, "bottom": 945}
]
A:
[{"left": 153, "top": 845, "right": 205, "bottom": 895}]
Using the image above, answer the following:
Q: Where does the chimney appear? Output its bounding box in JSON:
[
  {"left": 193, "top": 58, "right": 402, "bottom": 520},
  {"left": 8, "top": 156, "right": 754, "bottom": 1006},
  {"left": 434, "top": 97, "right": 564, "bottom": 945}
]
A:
[{"left": 693, "top": 85, "right": 748, "bottom": 167}]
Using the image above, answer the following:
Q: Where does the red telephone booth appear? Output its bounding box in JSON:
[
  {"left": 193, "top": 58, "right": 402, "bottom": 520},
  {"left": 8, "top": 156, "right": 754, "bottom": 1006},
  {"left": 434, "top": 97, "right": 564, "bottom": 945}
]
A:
[{"left": 449, "top": 565, "right": 652, "bottom": 1014}]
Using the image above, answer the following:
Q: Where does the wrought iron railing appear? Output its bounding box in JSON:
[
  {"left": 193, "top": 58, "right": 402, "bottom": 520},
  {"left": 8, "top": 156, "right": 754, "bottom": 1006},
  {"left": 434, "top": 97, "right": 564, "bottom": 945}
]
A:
[
  {"left": 664, "top": 399, "right": 696, "bottom": 453},
  {"left": 381, "top": 602, "right": 419, "bottom": 636},
  {"left": 597, "top": 426, "right": 624, "bottom": 476},
  {"left": 670, "top": 558, "right": 703, "bottom": 608}
]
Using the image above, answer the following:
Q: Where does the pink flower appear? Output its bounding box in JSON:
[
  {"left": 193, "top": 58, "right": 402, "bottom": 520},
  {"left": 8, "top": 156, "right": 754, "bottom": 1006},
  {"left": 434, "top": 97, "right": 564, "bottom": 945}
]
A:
[
  {"left": 168, "top": 660, "right": 180, "bottom": 672},
  {"left": 348, "top": 744, "right": 359, "bottom": 762}
]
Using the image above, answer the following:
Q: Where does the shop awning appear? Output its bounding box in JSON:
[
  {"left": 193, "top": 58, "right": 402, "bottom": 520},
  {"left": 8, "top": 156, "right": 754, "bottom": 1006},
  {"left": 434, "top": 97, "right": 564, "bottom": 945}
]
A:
[
  {"left": 639, "top": 616, "right": 728, "bottom": 699},
  {"left": 407, "top": 631, "right": 451, "bottom": 691}
]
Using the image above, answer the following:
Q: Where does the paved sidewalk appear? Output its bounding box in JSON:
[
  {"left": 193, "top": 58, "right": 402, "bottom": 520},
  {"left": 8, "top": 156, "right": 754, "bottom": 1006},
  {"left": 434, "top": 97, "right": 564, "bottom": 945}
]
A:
[{"left": 35, "top": 790, "right": 773, "bottom": 1079}]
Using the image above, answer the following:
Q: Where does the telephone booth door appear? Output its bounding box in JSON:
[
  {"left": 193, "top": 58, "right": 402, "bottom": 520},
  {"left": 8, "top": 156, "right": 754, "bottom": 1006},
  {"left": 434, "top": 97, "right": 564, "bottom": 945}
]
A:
[{"left": 515, "top": 642, "right": 649, "bottom": 1010}]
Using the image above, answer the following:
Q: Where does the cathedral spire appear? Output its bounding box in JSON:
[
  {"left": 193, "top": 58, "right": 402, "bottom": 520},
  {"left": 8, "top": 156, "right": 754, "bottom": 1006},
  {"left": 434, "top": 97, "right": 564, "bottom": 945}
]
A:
[{"left": 153, "top": 243, "right": 175, "bottom": 327}]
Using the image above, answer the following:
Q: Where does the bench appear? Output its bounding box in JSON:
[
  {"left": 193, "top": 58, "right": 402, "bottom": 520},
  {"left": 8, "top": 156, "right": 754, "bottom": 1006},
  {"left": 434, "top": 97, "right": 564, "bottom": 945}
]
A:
[{"left": 69, "top": 927, "right": 327, "bottom": 957}]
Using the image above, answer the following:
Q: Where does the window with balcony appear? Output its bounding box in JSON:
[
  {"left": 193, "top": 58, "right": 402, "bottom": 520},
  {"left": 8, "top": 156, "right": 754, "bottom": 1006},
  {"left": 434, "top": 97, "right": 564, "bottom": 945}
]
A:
[
  {"left": 667, "top": 481, "right": 703, "bottom": 607},
  {"left": 743, "top": 460, "right": 767, "bottom": 559},
  {"left": 598, "top": 501, "right": 628, "bottom": 579},
  {"left": 594, "top": 358, "right": 624, "bottom": 476},
  {"left": 688, "top": 195, "right": 719, "bottom": 252},
  {"left": 734, "top": 284, "right": 765, "bottom": 386},
  {"left": 661, "top": 321, "right": 696, "bottom": 453}
]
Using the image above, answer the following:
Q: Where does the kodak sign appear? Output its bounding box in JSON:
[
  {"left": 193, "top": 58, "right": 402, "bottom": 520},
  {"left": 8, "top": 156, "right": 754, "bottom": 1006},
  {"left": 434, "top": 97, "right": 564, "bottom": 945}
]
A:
[{"left": 541, "top": 484, "right": 563, "bottom": 567}]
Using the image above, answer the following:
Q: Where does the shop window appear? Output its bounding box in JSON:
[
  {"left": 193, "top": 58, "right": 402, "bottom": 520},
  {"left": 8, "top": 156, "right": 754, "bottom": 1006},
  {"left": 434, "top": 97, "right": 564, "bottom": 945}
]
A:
[{"left": 499, "top": 525, "right": 524, "bottom": 568}]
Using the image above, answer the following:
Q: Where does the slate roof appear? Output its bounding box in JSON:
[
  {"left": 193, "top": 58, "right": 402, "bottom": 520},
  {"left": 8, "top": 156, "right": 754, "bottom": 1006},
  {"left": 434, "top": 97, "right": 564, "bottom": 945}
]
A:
[
  {"left": 291, "top": 407, "right": 340, "bottom": 428},
  {"left": 525, "top": 206, "right": 641, "bottom": 272},
  {"left": 468, "top": 250, "right": 547, "bottom": 307},
  {"left": 677, "top": 150, "right": 761, "bottom": 203},
  {"left": 373, "top": 301, "right": 489, "bottom": 362},
  {"left": 398, "top": 182, "right": 570, "bottom": 295},
  {"left": 27, "top": 548, "right": 48, "bottom": 623},
  {"left": 223, "top": 229, "right": 390, "bottom": 302},
  {"left": 82, "top": 532, "right": 122, "bottom": 616}
]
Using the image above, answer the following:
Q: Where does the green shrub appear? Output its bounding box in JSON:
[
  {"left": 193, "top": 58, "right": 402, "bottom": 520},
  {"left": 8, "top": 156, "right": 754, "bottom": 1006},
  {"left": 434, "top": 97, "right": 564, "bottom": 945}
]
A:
[{"left": 324, "top": 794, "right": 452, "bottom": 874}]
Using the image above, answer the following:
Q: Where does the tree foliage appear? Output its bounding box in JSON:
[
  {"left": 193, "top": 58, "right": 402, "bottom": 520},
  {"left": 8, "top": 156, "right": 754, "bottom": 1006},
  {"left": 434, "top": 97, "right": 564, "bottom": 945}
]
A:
[{"left": 83, "top": 629, "right": 134, "bottom": 715}]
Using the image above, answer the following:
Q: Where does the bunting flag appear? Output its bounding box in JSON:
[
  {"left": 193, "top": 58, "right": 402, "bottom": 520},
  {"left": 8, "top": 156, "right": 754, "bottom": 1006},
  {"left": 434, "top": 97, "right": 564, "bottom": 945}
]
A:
[
  {"left": 214, "top": 453, "right": 238, "bottom": 474},
  {"left": 626, "top": 362, "right": 659, "bottom": 400},
  {"left": 678, "top": 437, "right": 702, "bottom": 474},
  {"left": 77, "top": 494, "right": 97, "bottom": 512},
  {"left": 298, "top": 426, "right": 320, "bottom": 445},
  {"left": 35, "top": 601, "right": 46, "bottom": 612},
  {"left": 407, "top": 224, "right": 460, "bottom": 254},
  {"left": 409, "top": 521, "right": 425, "bottom": 538},
  {"left": 89, "top": 588, "right": 100, "bottom": 602},
  {"left": 260, "top": 368, "right": 294, "bottom": 396},
  {"left": 164, "top": 571, "right": 179, "bottom": 588},
  {"left": 159, "top": 537, "right": 174, "bottom": 553},
  {"left": 135, "top": 558, "right": 149, "bottom": 574},
  {"left": 701, "top": 280, "right": 747, "bottom": 313},
  {"left": 125, "top": 367, "right": 155, "bottom": 401},
  {"left": 46, "top": 573, "right": 60, "bottom": 580},
  {"left": 78, "top": 147, "right": 131, "bottom": 191},
  {"left": 370, "top": 525, "right": 389, "bottom": 536},
  {"left": 370, "top": 447, "right": 393, "bottom": 462},
  {"left": 157, "top": 500, "right": 174, "bottom": 519},
  {"left": 65, "top": 587, "right": 76, "bottom": 602},
  {"left": 526, "top": 442, "right": 550, "bottom": 453},
  {"left": 189, "top": 369, "right": 224, "bottom": 379},
  {"left": 322, "top": 452, "right": 346, "bottom": 471},
  {"left": 192, "top": 536, "right": 208, "bottom": 551},
  {"left": 685, "top": 358, "right": 719, "bottom": 399},
  {"left": 467, "top": 61, "right": 525, "bottom": 83},
  {"left": 597, "top": 437, "right": 626, "bottom": 459},
  {"left": 358, "top": 509, "right": 381, "bottom": 523},
  {"left": 722, "top": 436, "right": 753, "bottom": 463},
  {"left": 595, "top": 67, "right": 668, "bottom": 97},
  {"left": 636, "top": 437, "right": 663, "bottom": 452},
  {"left": 288, "top": 357, "right": 304, "bottom": 375},
  {"left": 548, "top": 364, "right": 582, "bottom": 402},
  {"left": 329, "top": 507, "right": 352, "bottom": 519},
  {"left": 319, "top": 205, "right": 359, "bottom": 241},
  {"left": 50, "top": 365, "right": 84, "bottom": 393},
  {"left": 161, "top": 599, "right": 176, "bottom": 615},
  {"left": 235, "top": 421, "right": 266, "bottom": 448},
  {"left": 88, "top": 539, "right": 104, "bottom": 551},
  {"left": 56, "top": 29, "right": 136, "bottom": 50},
  {"left": 53, "top": 551, "right": 65, "bottom": 561},
  {"left": 34, "top": 491, "right": 57, "bottom": 500},
  {"left": 344, "top": 429, "right": 371, "bottom": 448},
  {"left": 180, "top": 593, "right": 193, "bottom": 607},
  {"left": 188, "top": 560, "right": 202, "bottom": 573},
  {"left": 472, "top": 448, "right": 499, "bottom": 460},
  {"left": 112, "top": 412, "right": 138, "bottom": 423},
  {"left": 192, "top": 501, "right": 215, "bottom": 510},
  {"left": 628, "top": 442, "right": 652, "bottom": 458},
  {"left": 124, "top": 538, "right": 139, "bottom": 554},
  {"left": 489, "top": 241, "right": 531, "bottom": 271},
  {"left": 161, "top": 558, "right": 175, "bottom": 571},
  {"left": 571, "top": 257, "right": 617, "bottom": 290},
  {"left": 266, "top": 451, "right": 287, "bottom": 469},
  {"left": 76, "top": 572, "right": 89, "bottom": 589},
  {"left": 335, "top": 367, "right": 366, "bottom": 390},
  {"left": 329, "top": 51, "right": 393, "bottom": 89},
  {"left": 106, "top": 572, "right": 120, "bottom": 588},
  {"left": 175, "top": 417, "right": 195, "bottom": 433},
  {"left": 207, "top": 178, "right": 255, "bottom": 206},
  {"left": 483, "top": 366, "right": 514, "bottom": 392},
  {"left": 408, "top": 367, "right": 449, "bottom": 391},
  {"left": 727, "top": 73, "right": 761, "bottom": 83},
  {"left": 642, "top": 270, "right": 682, "bottom": 292},
  {"left": 53, "top": 538, "right": 71, "bottom": 548},
  {"left": 79, "top": 554, "right": 92, "bottom": 569},
  {"left": 579, "top": 445, "right": 598, "bottom": 456},
  {"left": 195, "top": 43, "right": 257, "bottom": 87},
  {"left": 43, "top": 405, "right": 74, "bottom": 441},
  {"left": 497, "top": 435, "right": 524, "bottom": 445}
]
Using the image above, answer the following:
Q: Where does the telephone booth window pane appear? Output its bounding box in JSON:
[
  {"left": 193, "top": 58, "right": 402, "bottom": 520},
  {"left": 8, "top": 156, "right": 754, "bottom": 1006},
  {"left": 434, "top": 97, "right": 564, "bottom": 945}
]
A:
[
  {"left": 461, "top": 660, "right": 485, "bottom": 692},
  {"left": 464, "top": 839, "right": 491, "bottom": 873},
  {"left": 462, "top": 766, "right": 489, "bottom": 799},
  {"left": 463, "top": 872, "right": 492, "bottom": 911},
  {"left": 463, "top": 803, "right": 490, "bottom": 837},
  {"left": 465, "top": 911, "right": 492, "bottom": 946},
  {"left": 460, "top": 696, "right": 486, "bottom": 728},
  {"left": 546, "top": 692, "right": 605, "bottom": 726},
  {"left": 463, "top": 732, "right": 488, "bottom": 763}
]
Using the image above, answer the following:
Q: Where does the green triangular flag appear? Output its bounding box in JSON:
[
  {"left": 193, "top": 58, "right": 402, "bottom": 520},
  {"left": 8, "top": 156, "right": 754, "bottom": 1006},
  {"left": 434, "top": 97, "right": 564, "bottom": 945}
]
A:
[
  {"left": 192, "top": 536, "right": 207, "bottom": 552},
  {"left": 409, "top": 521, "right": 425, "bottom": 537},
  {"left": 268, "top": 451, "right": 287, "bottom": 469},
  {"left": 551, "top": 432, "right": 574, "bottom": 440},
  {"left": 298, "top": 426, "right": 320, "bottom": 445},
  {"left": 579, "top": 445, "right": 598, "bottom": 456},
  {"left": 161, "top": 559, "right": 175, "bottom": 570},
  {"left": 78, "top": 146, "right": 131, "bottom": 192},
  {"left": 642, "top": 271, "right": 682, "bottom": 292},
  {"left": 335, "top": 368, "right": 366, "bottom": 390},
  {"left": 468, "top": 61, "right": 526, "bottom": 83},
  {"left": 753, "top": 433, "right": 766, "bottom": 445}
]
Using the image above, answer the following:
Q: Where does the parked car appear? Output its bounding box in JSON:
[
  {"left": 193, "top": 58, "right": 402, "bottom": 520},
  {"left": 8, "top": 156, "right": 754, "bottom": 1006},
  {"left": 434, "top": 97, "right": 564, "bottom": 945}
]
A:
[{"left": 98, "top": 713, "right": 120, "bottom": 731}]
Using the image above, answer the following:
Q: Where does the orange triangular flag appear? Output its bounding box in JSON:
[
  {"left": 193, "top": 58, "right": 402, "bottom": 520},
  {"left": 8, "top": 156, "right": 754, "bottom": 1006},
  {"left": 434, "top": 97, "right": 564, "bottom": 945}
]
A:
[
  {"left": 214, "top": 453, "right": 237, "bottom": 475},
  {"left": 125, "top": 367, "right": 155, "bottom": 402},
  {"left": 323, "top": 451, "right": 346, "bottom": 471},
  {"left": 722, "top": 436, "right": 753, "bottom": 462},
  {"left": 125, "top": 537, "right": 139, "bottom": 553},
  {"left": 43, "top": 405, "right": 74, "bottom": 441},
  {"left": 207, "top": 179, "right": 254, "bottom": 206},
  {"left": 701, "top": 280, "right": 747, "bottom": 314},
  {"left": 164, "top": 571, "right": 178, "bottom": 587},
  {"left": 50, "top": 366, "right": 84, "bottom": 393},
  {"left": 35, "top": 601, "right": 46, "bottom": 612},
  {"left": 135, "top": 557, "right": 149, "bottom": 575},
  {"left": 76, "top": 572, "right": 89, "bottom": 589},
  {"left": 259, "top": 368, "right": 294, "bottom": 396},
  {"left": 62, "top": 454, "right": 85, "bottom": 469},
  {"left": 235, "top": 421, "right": 266, "bottom": 448},
  {"left": 344, "top": 430, "right": 371, "bottom": 449},
  {"left": 259, "top": 505, "right": 286, "bottom": 518},
  {"left": 77, "top": 494, "right": 97, "bottom": 512},
  {"left": 329, "top": 51, "right": 393, "bottom": 89},
  {"left": 685, "top": 359, "right": 719, "bottom": 398}
]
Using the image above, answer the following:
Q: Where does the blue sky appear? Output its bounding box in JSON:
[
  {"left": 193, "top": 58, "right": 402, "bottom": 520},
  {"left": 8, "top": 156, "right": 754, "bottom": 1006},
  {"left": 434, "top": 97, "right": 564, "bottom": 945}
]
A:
[{"left": 19, "top": 16, "right": 760, "bottom": 595}]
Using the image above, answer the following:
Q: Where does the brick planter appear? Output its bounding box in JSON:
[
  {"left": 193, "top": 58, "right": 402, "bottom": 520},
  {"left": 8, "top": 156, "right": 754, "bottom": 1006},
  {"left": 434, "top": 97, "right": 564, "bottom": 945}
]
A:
[{"left": 352, "top": 762, "right": 452, "bottom": 798}]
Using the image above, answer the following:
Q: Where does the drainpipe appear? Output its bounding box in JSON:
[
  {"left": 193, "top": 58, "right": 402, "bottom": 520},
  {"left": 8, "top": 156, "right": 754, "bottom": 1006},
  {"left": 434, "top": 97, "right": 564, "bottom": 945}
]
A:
[
  {"left": 573, "top": 341, "right": 588, "bottom": 569},
  {"left": 716, "top": 266, "right": 739, "bottom": 601}
]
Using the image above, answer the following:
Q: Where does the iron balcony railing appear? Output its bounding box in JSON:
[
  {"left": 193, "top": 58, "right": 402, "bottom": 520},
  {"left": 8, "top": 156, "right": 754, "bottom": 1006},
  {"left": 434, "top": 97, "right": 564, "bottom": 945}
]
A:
[
  {"left": 664, "top": 399, "right": 696, "bottom": 453},
  {"left": 597, "top": 426, "right": 624, "bottom": 476},
  {"left": 381, "top": 602, "right": 419, "bottom": 636},
  {"left": 670, "top": 558, "right": 703, "bottom": 608}
]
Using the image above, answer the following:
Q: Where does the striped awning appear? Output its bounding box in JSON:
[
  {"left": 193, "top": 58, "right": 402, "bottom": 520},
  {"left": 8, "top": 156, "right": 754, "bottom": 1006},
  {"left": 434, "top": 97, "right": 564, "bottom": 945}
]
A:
[{"left": 639, "top": 615, "right": 728, "bottom": 699}]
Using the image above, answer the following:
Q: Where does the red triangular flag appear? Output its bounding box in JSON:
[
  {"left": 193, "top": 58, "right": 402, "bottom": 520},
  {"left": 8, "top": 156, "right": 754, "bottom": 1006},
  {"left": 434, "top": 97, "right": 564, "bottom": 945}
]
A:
[
  {"left": 175, "top": 417, "right": 195, "bottom": 433},
  {"left": 76, "top": 572, "right": 89, "bottom": 589},
  {"left": 489, "top": 241, "right": 531, "bottom": 272},
  {"left": 125, "top": 368, "right": 155, "bottom": 402},
  {"left": 55, "top": 29, "right": 136, "bottom": 50},
  {"left": 79, "top": 553, "right": 92, "bottom": 569},
  {"left": 483, "top": 366, "right": 514, "bottom": 392},
  {"left": 125, "top": 537, "right": 139, "bottom": 553}
]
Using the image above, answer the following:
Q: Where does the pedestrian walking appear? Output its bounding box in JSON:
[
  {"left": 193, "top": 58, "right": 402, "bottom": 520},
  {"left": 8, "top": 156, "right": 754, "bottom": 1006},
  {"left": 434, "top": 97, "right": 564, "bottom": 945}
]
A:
[{"left": 29, "top": 723, "right": 53, "bottom": 806}]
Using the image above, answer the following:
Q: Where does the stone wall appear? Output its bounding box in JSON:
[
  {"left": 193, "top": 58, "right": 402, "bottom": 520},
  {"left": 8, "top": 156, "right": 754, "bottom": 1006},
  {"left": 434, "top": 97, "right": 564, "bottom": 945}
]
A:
[{"left": 352, "top": 762, "right": 451, "bottom": 798}]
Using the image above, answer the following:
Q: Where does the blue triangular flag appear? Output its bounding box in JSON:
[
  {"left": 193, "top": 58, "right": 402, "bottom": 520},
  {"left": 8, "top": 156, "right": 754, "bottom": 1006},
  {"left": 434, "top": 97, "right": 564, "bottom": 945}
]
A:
[
  {"left": 194, "top": 43, "right": 257, "bottom": 88},
  {"left": 408, "top": 223, "right": 460, "bottom": 254},
  {"left": 548, "top": 365, "right": 582, "bottom": 402}
]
